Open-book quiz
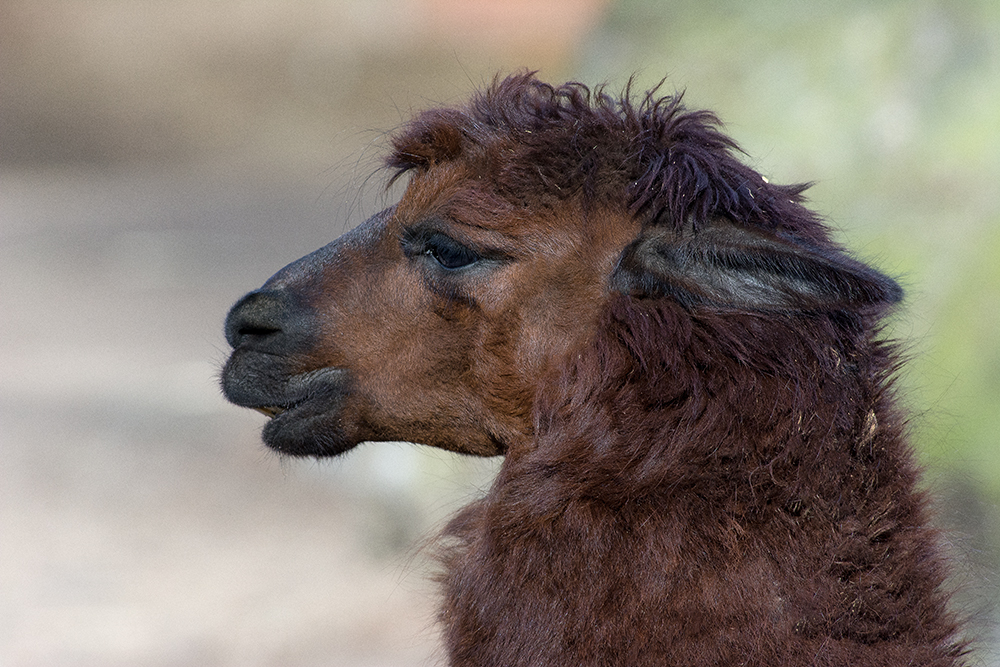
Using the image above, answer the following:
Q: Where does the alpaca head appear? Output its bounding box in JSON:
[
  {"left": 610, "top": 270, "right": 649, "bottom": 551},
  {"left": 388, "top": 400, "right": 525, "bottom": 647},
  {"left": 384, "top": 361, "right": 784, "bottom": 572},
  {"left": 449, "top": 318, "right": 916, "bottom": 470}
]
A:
[{"left": 220, "top": 73, "right": 900, "bottom": 460}]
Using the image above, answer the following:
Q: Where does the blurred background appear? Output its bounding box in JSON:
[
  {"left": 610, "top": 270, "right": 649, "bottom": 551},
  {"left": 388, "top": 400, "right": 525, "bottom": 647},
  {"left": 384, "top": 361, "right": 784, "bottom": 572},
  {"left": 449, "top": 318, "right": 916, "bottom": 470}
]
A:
[{"left": 1, "top": 0, "right": 998, "bottom": 664}]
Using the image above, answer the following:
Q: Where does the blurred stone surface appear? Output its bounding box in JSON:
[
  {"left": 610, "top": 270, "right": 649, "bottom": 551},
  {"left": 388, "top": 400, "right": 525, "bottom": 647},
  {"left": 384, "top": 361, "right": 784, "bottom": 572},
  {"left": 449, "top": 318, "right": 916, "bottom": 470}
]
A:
[
  {"left": 0, "top": 165, "right": 500, "bottom": 665},
  {"left": 0, "top": 0, "right": 608, "bottom": 169}
]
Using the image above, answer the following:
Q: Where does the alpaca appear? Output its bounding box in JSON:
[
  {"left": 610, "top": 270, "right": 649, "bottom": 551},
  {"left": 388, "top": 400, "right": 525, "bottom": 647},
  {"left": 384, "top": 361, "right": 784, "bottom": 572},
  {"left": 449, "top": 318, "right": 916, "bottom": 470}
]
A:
[{"left": 221, "top": 73, "right": 966, "bottom": 666}]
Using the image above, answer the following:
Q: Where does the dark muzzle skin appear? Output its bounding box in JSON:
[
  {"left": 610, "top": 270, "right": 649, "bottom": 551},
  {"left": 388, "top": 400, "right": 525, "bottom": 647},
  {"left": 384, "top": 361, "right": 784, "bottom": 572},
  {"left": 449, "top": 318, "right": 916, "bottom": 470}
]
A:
[{"left": 220, "top": 210, "right": 390, "bottom": 456}]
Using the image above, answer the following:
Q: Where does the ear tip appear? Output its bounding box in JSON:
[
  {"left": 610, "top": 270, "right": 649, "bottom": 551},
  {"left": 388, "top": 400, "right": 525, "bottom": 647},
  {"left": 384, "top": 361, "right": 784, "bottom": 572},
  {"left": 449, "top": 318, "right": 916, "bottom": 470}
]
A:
[
  {"left": 871, "top": 271, "right": 904, "bottom": 306},
  {"left": 887, "top": 281, "right": 905, "bottom": 304}
]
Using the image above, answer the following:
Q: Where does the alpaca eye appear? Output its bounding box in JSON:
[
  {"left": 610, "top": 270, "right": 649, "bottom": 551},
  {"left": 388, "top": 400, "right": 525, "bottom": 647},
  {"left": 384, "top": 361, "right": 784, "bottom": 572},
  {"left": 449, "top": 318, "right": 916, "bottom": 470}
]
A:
[{"left": 423, "top": 233, "right": 480, "bottom": 270}]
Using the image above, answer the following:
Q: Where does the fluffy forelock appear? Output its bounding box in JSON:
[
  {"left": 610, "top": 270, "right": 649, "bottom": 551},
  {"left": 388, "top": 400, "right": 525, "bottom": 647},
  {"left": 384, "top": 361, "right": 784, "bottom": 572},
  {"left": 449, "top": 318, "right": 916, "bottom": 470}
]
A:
[{"left": 388, "top": 72, "right": 828, "bottom": 242}]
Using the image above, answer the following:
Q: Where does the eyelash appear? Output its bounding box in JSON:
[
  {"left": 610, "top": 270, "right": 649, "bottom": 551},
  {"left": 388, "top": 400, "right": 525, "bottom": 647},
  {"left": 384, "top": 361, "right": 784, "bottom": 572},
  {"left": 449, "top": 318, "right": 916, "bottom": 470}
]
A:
[{"left": 402, "top": 228, "right": 482, "bottom": 271}]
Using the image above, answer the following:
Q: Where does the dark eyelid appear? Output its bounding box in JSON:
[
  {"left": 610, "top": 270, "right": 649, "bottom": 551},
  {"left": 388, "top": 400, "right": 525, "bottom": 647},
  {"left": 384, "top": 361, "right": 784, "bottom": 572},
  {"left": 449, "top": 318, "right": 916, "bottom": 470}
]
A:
[
  {"left": 402, "top": 224, "right": 452, "bottom": 247},
  {"left": 401, "top": 223, "right": 509, "bottom": 263}
]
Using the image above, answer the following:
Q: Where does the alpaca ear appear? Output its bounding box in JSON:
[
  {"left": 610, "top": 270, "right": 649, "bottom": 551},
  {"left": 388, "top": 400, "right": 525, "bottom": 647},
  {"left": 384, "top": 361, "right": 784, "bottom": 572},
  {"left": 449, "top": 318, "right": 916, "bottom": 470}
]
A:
[{"left": 610, "top": 219, "right": 902, "bottom": 312}]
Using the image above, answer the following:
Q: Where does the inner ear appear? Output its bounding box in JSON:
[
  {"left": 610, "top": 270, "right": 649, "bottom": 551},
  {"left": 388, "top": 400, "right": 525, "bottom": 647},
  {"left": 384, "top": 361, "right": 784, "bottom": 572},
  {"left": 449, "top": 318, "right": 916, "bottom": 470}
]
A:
[{"left": 610, "top": 218, "right": 903, "bottom": 312}]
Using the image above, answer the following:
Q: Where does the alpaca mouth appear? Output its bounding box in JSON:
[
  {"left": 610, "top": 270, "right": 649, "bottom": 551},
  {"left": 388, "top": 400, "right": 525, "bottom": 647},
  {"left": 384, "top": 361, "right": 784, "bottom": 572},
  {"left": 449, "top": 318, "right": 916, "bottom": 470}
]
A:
[
  {"left": 254, "top": 405, "right": 287, "bottom": 418},
  {"left": 220, "top": 364, "right": 354, "bottom": 456},
  {"left": 254, "top": 399, "right": 303, "bottom": 427},
  {"left": 222, "top": 360, "right": 347, "bottom": 424},
  {"left": 243, "top": 367, "right": 347, "bottom": 422}
]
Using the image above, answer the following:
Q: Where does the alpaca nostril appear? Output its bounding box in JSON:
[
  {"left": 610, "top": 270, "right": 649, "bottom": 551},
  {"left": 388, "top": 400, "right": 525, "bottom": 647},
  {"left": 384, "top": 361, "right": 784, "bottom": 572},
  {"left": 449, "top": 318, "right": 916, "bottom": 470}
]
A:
[
  {"left": 235, "top": 322, "right": 281, "bottom": 342},
  {"left": 224, "top": 289, "right": 311, "bottom": 352}
]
